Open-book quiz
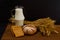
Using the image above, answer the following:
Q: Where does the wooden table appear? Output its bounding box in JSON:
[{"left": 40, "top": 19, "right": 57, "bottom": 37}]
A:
[{"left": 1, "top": 25, "right": 60, "bottom": 40}]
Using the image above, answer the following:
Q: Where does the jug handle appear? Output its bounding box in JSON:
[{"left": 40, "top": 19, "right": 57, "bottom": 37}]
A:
[
  {"left": 10, "top": 6, "right": 24, "bottom": 18},
  {"left": 8, "top": 9, "right": 15, "bottom": 24},
  {"left": 11, "top": 9, "right": 15, "bottom": 18}
]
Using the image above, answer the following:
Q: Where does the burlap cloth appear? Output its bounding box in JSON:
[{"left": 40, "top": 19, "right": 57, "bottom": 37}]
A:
[{"left": 1, "top": 24, "right": 60, "bottom": 40}]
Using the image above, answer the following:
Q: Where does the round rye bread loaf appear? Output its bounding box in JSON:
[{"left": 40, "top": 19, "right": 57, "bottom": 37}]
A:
[{"left": 23, "top": 24, "right": 37, "bottom": 35}]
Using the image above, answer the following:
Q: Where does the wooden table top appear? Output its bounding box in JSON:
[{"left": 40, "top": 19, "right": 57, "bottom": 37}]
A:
[{"left": 1, "top": 25, "right": 60, "bottom": 40}]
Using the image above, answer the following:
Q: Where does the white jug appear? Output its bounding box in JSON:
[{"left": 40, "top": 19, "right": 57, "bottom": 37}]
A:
[
  {"left": 11, "top": 6, "right": 25, "bottom": 26},
  {"left": 15, "top": 7, "right": 25, "bottom": 26}
]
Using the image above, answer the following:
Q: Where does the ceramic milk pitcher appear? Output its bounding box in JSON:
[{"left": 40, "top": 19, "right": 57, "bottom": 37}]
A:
[{"left": 11, "top": 6, "right": 25, "bottom": 26}]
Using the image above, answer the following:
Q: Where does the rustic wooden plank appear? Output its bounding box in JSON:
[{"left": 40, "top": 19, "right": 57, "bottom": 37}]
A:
[{"left": 1, "top": 25, "right": 60, "bottom": 40}]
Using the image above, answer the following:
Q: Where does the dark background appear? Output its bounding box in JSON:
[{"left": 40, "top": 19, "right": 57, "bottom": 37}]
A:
[{"left": 0, "top": 0, "right": 60, "bottom": 38}]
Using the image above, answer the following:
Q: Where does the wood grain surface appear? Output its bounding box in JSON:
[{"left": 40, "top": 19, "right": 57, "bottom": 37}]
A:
[{"left": 1, "top": 24, "right": 60, "bottom": 40}]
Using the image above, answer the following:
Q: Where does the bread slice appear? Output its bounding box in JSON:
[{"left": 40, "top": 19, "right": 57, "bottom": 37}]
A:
[{"left": 11, "top": 25, "right": 24, "bottom": 37}]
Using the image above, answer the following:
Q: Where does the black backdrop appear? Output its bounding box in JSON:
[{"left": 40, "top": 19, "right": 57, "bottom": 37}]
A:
[
  {"left": 0, "top": 0, "right": 60, "bottom": 23},
  {"left": 0, "top": 0, "right": 60, "bottom": 38}
]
